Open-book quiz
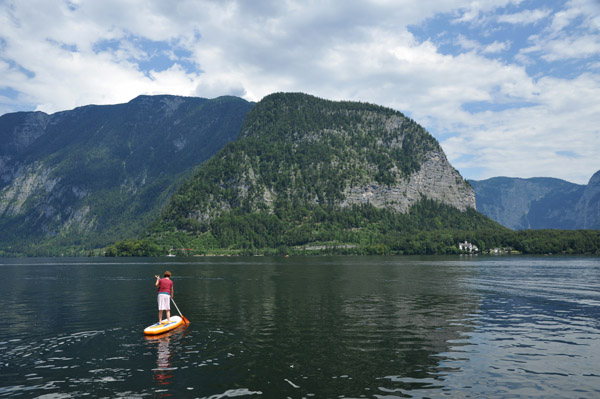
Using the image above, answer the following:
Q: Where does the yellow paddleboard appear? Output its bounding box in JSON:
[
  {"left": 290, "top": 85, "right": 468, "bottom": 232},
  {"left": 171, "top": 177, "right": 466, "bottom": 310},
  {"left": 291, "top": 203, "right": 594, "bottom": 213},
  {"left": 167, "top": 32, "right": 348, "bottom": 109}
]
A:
[{"left": 144, "top": 315, "right": 184, "bottom": 335}]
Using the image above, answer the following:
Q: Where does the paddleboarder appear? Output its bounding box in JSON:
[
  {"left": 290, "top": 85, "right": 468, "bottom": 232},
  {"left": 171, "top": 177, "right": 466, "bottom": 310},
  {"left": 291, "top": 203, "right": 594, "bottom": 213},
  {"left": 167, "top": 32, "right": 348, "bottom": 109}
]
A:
[{"left": 155, "top": 271, "right": 174, "bottom": 324}]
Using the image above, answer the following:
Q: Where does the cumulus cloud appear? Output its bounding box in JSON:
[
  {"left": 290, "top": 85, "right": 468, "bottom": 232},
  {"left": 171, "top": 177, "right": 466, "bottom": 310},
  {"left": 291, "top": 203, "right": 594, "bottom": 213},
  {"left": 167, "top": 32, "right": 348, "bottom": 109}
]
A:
[
  {"left": 443, "top": 73, "right": 600, "bottom": 183},
  {"left": 0, "top": 0, "right": 599, "bottom": 184},
  {"left": 519, "top": 0, "right": 600, "bottom": 63}
]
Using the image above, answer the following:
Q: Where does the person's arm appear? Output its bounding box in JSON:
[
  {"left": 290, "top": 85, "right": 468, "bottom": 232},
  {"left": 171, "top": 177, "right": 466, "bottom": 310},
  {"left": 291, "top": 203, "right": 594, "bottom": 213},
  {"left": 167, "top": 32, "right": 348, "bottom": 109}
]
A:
[
  {"left": 155, "top": 275, "right": 160, "bottom": 287},
  {"left": 171, "top": 283, "right": 174, "bottom": 299}
]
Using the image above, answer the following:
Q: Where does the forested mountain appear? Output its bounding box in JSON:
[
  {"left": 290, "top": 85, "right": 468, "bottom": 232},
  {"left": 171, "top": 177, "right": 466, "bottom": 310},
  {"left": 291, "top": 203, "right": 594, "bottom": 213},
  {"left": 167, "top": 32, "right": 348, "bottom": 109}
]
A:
[
  {"left": 118, "top": 92, "right": 505, "bottom": 256},
  {"left": 0, "top": 95, "right": 254, "bottom": 256},
  {"left": 470, "top": 170, "right": 600, "bottom": 230},
  {"left": 3, "top": 92, "right": 597, "bottom": 257}
]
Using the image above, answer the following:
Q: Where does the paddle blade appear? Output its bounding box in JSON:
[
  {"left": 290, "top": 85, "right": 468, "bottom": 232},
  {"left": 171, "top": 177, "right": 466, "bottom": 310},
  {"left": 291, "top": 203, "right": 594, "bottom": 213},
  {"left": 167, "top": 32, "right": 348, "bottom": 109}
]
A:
[{"left": 182, "top": 316, "right": 190, "bottom": 324}]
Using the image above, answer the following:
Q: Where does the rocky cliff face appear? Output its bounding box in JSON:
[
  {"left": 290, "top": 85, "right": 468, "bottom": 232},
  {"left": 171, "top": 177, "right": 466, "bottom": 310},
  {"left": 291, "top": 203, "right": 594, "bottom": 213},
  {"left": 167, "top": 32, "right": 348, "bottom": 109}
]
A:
[
  {"left": 0, "top": 162, "right": 58, "bottom": 217},
  {"left": 343, "top": 149, "right": 475, "bottom": 212}
]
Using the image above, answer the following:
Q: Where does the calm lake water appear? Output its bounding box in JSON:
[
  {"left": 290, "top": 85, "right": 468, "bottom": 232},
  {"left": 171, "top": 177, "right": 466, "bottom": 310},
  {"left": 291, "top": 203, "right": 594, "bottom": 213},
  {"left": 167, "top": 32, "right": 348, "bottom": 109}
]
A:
[{"left": 1, "top": 256, "right": 599, "bottom": 398}]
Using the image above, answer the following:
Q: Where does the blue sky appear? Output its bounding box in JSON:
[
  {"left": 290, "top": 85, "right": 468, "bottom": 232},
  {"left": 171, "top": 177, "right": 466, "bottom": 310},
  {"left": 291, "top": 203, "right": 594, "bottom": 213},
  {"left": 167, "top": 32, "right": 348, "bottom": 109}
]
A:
[{"left": 0, "top": 0, "right": 599, "bottom": 184}]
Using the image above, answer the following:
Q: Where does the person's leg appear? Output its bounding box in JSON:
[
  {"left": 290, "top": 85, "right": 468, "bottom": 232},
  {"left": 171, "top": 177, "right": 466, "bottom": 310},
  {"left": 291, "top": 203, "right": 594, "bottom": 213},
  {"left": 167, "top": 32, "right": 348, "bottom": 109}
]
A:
[
  {"left": 158, "top": 294, "right": 164, "bottom": 323},
  {"left": 166, "top": 309, "right": 171, "bottom": 323}
]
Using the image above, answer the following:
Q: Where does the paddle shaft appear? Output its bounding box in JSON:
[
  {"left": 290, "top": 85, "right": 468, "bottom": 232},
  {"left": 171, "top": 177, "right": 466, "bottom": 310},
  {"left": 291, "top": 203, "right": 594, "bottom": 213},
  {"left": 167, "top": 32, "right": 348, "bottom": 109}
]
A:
[{"left": 171, "top": 297, "right": 190, "bottom": 324}]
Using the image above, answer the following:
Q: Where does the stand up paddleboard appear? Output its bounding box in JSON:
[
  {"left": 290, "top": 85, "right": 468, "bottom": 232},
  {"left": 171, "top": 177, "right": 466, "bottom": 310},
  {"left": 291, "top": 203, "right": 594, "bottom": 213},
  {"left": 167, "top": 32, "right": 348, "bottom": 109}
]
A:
[{"left": 144, "top": 315, "right": 184, "bottom": 335}]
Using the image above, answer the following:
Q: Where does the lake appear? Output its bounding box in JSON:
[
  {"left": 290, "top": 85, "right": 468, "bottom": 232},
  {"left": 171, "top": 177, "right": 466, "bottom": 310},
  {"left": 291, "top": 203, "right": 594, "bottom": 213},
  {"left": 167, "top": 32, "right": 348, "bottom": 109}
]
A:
[{"left": 1, "top": 256, "right": 599, "bottom": 398}]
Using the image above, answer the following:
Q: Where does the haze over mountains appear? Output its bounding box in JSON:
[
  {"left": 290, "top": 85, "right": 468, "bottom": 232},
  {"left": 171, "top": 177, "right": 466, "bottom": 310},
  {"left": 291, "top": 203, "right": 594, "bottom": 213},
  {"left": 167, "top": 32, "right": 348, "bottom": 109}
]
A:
[{"left": 470, "top": 171, "right": 600, "bottom": 230}]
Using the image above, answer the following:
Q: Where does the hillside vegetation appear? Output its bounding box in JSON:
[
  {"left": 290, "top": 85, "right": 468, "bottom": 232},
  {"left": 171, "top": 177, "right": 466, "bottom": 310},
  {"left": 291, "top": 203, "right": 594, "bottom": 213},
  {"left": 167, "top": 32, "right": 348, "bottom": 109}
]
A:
[
  {"left": 107, "top": 93, "right": 518, "bottom": 256},
  {"left": 106, "top": 93, "right": 600, "bottom": 257},
  {"left": 0, "top": 95, "right": 254, "bottom": 256}
]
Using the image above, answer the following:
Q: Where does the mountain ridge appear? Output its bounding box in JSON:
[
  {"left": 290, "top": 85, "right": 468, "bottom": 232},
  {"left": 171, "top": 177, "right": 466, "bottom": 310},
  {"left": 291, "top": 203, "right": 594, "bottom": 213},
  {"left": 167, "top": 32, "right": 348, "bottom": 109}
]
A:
[
  {"left": 0, "top": 94, "right": 254, "bottom": 256},
  {"left": 1, "top": 92, "right": 597, "bottom": 257},
  {"left": 469, "top": 171, "right": 599, "bottom": 230}
]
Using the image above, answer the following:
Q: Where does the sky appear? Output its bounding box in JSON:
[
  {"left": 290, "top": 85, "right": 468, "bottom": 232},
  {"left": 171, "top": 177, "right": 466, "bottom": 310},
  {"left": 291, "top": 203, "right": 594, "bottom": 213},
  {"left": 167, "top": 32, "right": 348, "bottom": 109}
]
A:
[{"left": 1, "top": 0, "right": 599, "bottom": 184}]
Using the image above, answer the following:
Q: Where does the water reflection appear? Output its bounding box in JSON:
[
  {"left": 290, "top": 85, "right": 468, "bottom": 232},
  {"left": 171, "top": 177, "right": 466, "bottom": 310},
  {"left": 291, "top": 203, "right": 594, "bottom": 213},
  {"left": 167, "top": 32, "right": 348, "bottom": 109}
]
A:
[
  {"left": 1, "top": 256, "right": 598, "bottom": 398},
  {"left": 145, "top": 325, "right": 189, "bottom": 395},
  {"left": 181, "top": 257, "right": 483, "bottom": 397},
  {"left": 151, "top": 336, "right": 174, "bottom": 389}
]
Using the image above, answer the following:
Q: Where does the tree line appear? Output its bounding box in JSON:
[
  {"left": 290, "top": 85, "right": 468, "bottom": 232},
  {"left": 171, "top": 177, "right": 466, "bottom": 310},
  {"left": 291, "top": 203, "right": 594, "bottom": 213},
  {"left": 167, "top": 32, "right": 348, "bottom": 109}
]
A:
[{"left": 104, "top": 199, "right": 600, "bottom": 256}]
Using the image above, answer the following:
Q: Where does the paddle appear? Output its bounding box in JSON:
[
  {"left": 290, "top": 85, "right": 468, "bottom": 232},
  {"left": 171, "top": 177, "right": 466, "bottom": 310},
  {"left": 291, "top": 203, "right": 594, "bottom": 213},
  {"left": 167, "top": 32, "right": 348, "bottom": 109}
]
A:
[{"left": 171, "top": 297, "right": 190, "bottom": 324}]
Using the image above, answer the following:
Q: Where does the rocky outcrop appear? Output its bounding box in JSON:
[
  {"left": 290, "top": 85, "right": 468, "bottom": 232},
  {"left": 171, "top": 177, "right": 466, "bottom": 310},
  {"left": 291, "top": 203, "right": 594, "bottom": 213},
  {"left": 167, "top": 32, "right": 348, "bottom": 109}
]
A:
[
  {"left": 343, "top": 149, "right": 475, "bottom": 212},
  {"left": 0, "top": 162, "right": 58, "bottom": 217}
]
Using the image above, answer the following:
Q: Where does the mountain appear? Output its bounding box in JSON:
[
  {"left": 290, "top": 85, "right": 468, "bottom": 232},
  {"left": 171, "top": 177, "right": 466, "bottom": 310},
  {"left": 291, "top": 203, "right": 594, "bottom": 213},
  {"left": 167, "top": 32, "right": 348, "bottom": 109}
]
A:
[
  {"left": 0, "top": 95, "right": 254, "bottom": 256},
  {"left": 574, "top": 171, "right": 600, "bottom": 229},
  {"left": 469, "top": 170, "right": 600, "bottom": 230},
  {"left": 126, "top": 92, "right": 499, "bottom": 256}
]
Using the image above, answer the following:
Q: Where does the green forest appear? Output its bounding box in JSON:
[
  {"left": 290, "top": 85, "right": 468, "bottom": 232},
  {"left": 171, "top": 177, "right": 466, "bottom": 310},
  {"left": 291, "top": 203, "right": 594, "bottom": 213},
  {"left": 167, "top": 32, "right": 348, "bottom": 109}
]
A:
[
  {"left": 103, "top": 93, "right": 600, "bottom": 257},
  {"left": 105, "top": 196, "right": 600, "bottom": 257}
]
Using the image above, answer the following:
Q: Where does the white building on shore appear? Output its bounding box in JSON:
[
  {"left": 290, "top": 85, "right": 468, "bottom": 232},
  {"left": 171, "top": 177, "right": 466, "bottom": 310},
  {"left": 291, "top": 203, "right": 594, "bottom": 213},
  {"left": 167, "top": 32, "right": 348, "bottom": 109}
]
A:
[{"left": 459, "top": 241, "right": 479, "bottom": 253}]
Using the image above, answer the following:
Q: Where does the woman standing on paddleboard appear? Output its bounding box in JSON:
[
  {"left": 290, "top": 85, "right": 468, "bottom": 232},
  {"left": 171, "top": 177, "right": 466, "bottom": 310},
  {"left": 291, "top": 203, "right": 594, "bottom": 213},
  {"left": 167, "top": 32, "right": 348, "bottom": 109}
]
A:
[{"left": 155, "top": 271, "right": 174, "bottom": 324}]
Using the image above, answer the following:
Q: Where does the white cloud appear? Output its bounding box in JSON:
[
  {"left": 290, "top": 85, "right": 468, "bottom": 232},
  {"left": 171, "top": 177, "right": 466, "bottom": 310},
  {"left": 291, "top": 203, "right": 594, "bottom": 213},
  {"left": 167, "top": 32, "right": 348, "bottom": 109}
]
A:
[
  {"left": 453, "top": 0, "right": 524, "bottom": 24},
  {"left": 483, "top": 40, "right": 510, "bottom": 53},
  {"left": 551, "top": 0, "right": 586, "bottom": 32},
  {"left": 0, "top": 0, "right": 599, "bottom": 183},
  {"left": 519, "top": 0, "right": 600, "bottom": 62},
  {"left": 498, "top": 8, "right": 551, "bottom": 24},
  {"left": 540, "top": 34, "right": 600, "bottom": 61},
  {"left": 442, "top": 73, "right": 600, "bottom": 183},
  {"left": 456, "top": 35, "right": 510, "bottom": 54},
  {"left": 457, "top": 34, "right": 481, "bottom": 51}
]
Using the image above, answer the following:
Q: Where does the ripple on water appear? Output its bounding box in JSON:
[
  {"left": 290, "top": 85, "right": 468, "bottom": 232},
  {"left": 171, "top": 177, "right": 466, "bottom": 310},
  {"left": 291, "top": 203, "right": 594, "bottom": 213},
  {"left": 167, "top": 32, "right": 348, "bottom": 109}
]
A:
[
  {"left": 1, "top": 256, "right": 599, "bottom": 398},
  {"left": 0, "top": 328, "right": 143, "bottom": 397}
]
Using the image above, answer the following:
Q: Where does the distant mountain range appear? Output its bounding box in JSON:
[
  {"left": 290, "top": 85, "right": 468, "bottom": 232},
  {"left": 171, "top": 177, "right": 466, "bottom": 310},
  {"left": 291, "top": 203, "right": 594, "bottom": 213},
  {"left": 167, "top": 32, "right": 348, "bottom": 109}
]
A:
[
  {"left": 0, "top": 95, "right": 254, "bottom": 255},
  {"left": 469, "top": 170, "right": 600, "bottom": 230},
  {"left": 0, "top": 93, "right": 597, "bottom": 256}
]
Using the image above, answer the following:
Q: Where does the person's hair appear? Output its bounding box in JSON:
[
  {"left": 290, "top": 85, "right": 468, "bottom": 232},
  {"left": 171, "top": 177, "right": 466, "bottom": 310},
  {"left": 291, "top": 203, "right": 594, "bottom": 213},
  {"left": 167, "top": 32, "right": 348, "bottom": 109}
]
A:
[{"left": 164, "top": 271, "right": 172, "bottom": 277}]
